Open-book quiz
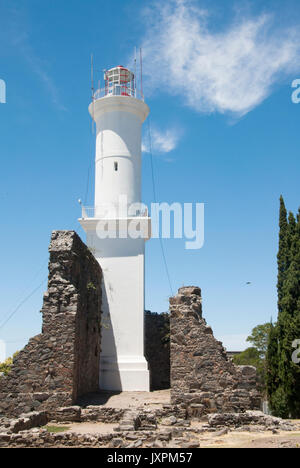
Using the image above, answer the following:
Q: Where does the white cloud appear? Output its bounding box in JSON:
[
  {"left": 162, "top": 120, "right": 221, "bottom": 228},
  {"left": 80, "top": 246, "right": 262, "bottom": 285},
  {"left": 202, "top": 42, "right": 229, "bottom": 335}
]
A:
[
  {"left": 0, "top": 4, "right": 66, "bottom": 111},
  {"left": 141, "top": 0, "right": 300, "bottom": 116},
  {"left": 142, "top": 126, "right": 182, "bottom": 154}
]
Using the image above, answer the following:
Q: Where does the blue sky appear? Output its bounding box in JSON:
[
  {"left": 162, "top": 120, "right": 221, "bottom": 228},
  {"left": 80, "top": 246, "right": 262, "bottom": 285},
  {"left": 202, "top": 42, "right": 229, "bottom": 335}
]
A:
[{"left": 0, "top": 0, "right": 300, "bottom": 357}]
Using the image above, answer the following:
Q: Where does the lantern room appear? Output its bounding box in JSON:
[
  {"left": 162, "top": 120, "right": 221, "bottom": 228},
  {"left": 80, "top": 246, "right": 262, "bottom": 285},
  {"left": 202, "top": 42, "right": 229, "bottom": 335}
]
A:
[{"left": 104, "top": 66, "right": 135, "bottom": 97}]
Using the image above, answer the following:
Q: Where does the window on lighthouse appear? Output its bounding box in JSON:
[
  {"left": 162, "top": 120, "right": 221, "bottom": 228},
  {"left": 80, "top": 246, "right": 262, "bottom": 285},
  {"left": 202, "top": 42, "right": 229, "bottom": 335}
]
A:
[{"left": 114, "top": 162, "right": 118, "bottom": 171}]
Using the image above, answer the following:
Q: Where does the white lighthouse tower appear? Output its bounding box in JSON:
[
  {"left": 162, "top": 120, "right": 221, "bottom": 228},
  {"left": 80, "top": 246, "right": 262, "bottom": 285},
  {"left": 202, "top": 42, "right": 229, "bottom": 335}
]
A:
[{"left": 79, "top": 66, "right": 151, "bottom": 391}]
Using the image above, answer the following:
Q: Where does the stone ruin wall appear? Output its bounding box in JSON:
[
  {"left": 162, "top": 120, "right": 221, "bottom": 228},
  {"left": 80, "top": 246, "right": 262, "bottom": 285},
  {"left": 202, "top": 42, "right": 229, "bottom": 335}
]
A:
[
  {"left": 170, "top": 287, "right": 261, "bottom": 416},
  {"left": 144, "top": 311, "right": 170, "bottom": 390},
  {"left": 0, "top": 231, "right": 102, "bottom": 418},
  {"left": 0, "top": 230, "right": 261, "bottom": 419}
]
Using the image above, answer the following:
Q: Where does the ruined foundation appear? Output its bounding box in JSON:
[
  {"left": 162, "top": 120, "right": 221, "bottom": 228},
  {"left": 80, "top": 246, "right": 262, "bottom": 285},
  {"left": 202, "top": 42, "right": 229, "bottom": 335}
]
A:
[{"left": 0, "top": 231, "right": 261, "bottom": 425}]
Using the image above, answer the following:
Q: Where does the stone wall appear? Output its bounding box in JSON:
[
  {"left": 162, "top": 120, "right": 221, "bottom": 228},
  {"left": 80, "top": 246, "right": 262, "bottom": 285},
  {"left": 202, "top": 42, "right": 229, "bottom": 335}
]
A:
[
  {"left": 170, "top": 287, "right": 261, "bottom": 415},
  {"left": 0, "top": 404, "right": 295, "bottom": 448},
  {"left": 0, "top": 231, "right": 102, "bottom": 417},
  {"left": 145, "top": 311, "right": 170, "bottom": 390}
]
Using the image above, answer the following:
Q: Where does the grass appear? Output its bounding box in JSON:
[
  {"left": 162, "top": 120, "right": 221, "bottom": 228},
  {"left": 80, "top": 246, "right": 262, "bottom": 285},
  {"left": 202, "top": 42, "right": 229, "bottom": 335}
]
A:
[{"left": 43, "top": 425, "right": 70, "bottom": 433}]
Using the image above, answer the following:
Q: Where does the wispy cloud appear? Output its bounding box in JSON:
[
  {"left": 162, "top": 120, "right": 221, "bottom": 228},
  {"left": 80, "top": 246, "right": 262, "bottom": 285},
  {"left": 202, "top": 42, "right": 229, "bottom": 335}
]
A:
[
  {"left": 141, "top": 0, "right": 300, "bottom": 116},
  {"left": 18, "top": 43, "right": 67, "bottom": 112},
  {"left": 0, "top": 3, "right": 66, "bottom": 111},
  {"left": 142, "top": 125, "right": 182, "bottom": 155}
]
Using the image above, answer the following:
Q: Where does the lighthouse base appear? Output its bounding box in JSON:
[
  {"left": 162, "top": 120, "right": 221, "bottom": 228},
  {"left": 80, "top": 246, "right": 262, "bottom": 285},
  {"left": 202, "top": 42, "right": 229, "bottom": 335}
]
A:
[
  {"left": 79, "top": 220, "right": 151, "bottom": 393},
  {"left": 100, "top": 356, "right": 150, "bottom": 391}
]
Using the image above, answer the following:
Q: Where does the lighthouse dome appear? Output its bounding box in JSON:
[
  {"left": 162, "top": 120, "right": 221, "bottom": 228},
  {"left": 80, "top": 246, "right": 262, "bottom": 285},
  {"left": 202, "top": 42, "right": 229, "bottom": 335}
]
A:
[{"left": 104, "top": 66, "right": 135, "bottom": 97}]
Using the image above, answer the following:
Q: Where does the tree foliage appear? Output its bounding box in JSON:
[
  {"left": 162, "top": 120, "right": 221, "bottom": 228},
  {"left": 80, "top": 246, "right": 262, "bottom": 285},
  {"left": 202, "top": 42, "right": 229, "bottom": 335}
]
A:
[
  {"left": 267, "top": 197, "right": 300, "bottom": 418},
  {"left": 234, "top": 323, "right": 272, "bottom": 393},
  {"left": 246, "top": 323, "right": 272, "bottom": 358},
  {"left": 233, "top": 347, "right": 266, "bottom": 389},
  {"left": 0, "top": 352, "right": 19, "bottom": 376}
]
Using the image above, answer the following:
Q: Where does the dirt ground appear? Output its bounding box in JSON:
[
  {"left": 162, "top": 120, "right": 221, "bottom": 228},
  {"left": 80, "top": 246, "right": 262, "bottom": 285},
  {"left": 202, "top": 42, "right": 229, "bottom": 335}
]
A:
[
  {"left": 78, "top": 389, "right": 171, "bottom": 409},
  {"left": 193, "top": 428, "right": 300, "bottom": 449},
  {"left": 53, "top": 390, "right": 300, "bottom": 448}
]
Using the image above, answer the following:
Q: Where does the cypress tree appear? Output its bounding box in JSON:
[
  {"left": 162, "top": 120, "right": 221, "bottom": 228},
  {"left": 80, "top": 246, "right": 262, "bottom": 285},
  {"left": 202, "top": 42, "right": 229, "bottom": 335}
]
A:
[
  {"left": 281, "top": 211, "right": 300, "bottom": 417},
  {"left": 268, "top": 197, "right": 300, "bottom": 417},
  {"left": 276, "top": 212, "right": 295, "bottom": 416},
  {"left": 268, "top": 197, "right": 289, "bottom": 415},
  {"left": 277, "top": 196, "right": 288, "bottom": 313},
  {"left": 268, "top": 198, "right": 300, "bottom": 417}
]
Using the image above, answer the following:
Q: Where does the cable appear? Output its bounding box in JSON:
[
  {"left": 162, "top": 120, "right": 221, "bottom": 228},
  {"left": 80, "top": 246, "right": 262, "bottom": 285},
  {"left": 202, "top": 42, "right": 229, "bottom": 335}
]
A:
[
  {"left": 0, "top": 277, "right": 47, "bottom": 332},
  {"left": 0, "top": 106, "right": 95, "bottom": 332},
  {"left": 0, "top": 219, "right": 81, "bottom": 333},
  {"left": 0, "top": 257, "right": 49, "bottom": 324},
  {"left": 84, "top": 164, "right": 91, "bottom": 206},
  {"left": 147, "top": 117, "right": 174, "bottom": 297}
]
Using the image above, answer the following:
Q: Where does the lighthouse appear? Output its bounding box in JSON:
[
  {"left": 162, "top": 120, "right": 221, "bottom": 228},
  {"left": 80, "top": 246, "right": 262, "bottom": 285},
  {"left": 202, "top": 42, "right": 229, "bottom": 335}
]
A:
[{"left": 79, "top": 66, "right": 151, "bottom": 391}]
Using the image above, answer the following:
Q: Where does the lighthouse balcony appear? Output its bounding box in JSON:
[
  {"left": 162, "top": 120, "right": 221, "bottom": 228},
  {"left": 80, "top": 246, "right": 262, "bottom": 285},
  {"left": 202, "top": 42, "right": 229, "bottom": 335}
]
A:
[
  {"left": 93, "top": 84, "right": 136, "bottom": 100},
  {"left": 80, "top": 205, "right": 149, "bottom": 220},
  {"left": 79, "top": 205, "right": 151, "bottom": 241}
]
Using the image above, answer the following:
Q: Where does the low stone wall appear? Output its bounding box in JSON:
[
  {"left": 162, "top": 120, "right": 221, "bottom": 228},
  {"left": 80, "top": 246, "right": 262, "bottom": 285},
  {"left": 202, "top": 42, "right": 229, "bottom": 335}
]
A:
[
  {"left": 208, "top": 411, "right": 292, "bottom": 429},
  {"left": 0, "top": 231, "right": 102, "bottom": 417},
  {"left": 0, "top": 428, "right": 173, "bottom": 449},
  {"left": 170, "top": 287, "right": 261, "bottom": 414},
  {"left": 0, "top": 411, "right": 48, "bottom": 434},
  {"left": 0, "top": 405, "right": 295, "bottom": 448},
  {"left": 80, "top": 407, "right": 124, "bottom": 423},
  {"left": 145, "top": 311, "right": 170, "bottom": 390}
]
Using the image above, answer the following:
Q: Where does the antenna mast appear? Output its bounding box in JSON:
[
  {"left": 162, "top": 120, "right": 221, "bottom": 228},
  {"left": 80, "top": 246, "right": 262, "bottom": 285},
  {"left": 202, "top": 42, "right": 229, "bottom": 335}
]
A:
[
  {"left": 140, "top": 48, "right": 144, "bottom": 100},
  {"left": 134, "top": 47, "right": 137, "bottom": 98},
  {"left": 91, "top": 53, "right": 95, "bottom": 134}
]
